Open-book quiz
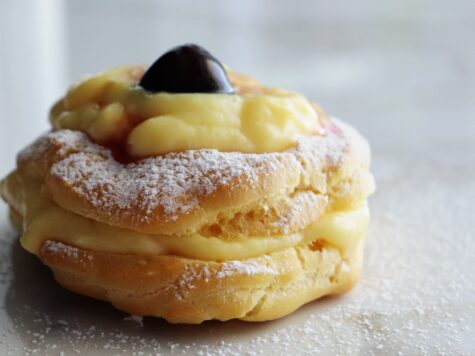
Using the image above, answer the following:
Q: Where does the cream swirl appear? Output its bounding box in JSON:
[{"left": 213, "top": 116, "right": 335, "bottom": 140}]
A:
[{"left": 50, "top": 66, "right": 325, "bottom": 157}]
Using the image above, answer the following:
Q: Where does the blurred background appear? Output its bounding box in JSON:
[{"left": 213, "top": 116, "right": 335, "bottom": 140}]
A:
[{"left": 1, "top": 0, "right": 474, "bottom": 177}]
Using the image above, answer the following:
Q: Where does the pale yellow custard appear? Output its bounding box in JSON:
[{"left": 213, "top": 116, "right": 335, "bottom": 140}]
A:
[
  {"left": 2, "top": 173, "right": 369, "bottom": 261},
  {"left": 50, "top": 66, "right": 322, "bottom": 157}
]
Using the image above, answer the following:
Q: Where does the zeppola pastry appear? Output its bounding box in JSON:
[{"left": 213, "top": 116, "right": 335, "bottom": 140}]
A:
[{"left": 0, "top": 44, "right": 375, "bottom": 323}]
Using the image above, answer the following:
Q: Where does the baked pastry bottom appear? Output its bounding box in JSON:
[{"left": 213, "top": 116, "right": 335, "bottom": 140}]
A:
[{"left": 26, "top": 214, "right": 363, "bottom": 324}]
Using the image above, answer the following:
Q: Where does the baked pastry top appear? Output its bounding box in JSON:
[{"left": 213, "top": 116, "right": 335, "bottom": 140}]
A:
[{"left": 0, "top": 44, "right": 375, "bottom": 323}]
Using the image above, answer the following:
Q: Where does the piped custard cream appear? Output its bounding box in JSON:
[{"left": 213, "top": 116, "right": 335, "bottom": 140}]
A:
[
  {"left": 50, "top": 66, "right": 321, "bottom": 157},
  {"left": 3, "top": 65, "right": 369, "bottom": 261},
  {"left": 2, "top": 172, "right": 369, "bottom": 261}
]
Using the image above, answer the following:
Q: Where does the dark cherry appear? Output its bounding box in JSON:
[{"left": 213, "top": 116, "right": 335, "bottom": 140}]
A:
[{"left": 139, "top": 44, "right": 234, "bottom": 94}]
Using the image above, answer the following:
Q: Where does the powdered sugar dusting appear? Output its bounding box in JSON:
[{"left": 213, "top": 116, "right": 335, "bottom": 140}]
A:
[
  {"left": 178, "top": 260, "right": 278, "bottom": 289},
  {"left": 216, "top": 260, "right": 278, "bottom": 278},
  {"left": 19, "top": 126, "right": 353, "bottom": 229},
  {"left": 17, "top": 130, "right": 104, "bottom": 167},
  {"left": 43, "top": 240, "right": 93, "bottom": 262},
  {"left": 51, "top": 143, "right": 290, "bottom": 223}
]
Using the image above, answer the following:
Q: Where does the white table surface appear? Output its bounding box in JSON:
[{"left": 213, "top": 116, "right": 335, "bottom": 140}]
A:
[{"left": 0, "top": 0, "right": 474, "bottom": 355}]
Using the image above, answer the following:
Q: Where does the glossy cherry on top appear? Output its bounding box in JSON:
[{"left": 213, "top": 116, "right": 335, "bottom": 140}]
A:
[{"left": 139, "top": 44, "right": 234, "bottom": 94}]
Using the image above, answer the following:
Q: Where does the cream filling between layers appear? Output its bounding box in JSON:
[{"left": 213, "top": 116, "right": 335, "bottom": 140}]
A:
[{"left": 4, "top": 173, "right": 369, "bottom": 261}]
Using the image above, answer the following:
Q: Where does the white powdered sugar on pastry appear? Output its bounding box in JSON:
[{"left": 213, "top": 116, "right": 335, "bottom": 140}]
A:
[
  {"left": 215, "top": 260, "right": 279, "bottom": 278},
  {"left": 178, "top": 260, "right": 279, "bottom": 289},
  {"left": 17, "top": 129, "right": 103, "bottom": 165},
  {"left": 43, "top": 240, "right": 93, "bottom": 262},
  {"left": 17, "top": 121, "right": 358, "bottom": 228},
  {"left": 50, "top": 138, "right": 288, "bottom": 222}
]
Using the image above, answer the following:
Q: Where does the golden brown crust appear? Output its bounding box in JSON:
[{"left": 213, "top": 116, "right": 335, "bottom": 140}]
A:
[
  {"left": 38, "top": 238, "right": 363, "bottom": 324},
  {"left": 199, "top": 192, "right": 327, "bottom": 238}
]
